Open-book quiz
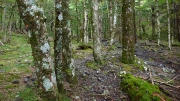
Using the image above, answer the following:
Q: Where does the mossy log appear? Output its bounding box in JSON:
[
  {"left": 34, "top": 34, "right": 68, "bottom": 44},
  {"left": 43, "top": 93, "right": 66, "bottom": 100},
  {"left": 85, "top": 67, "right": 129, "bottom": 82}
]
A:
[{"left": 120, "top": 74, "right": 170, "bottom": 101}]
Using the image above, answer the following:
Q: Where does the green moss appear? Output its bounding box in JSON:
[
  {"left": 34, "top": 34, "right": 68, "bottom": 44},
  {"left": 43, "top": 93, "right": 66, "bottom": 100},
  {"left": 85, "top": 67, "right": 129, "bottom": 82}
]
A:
[
  {"left": 148, "top": 58, "right": 154, "bottom": 62},
  {"left": 73, "top": 48, "right": 92, "bottom": 59},
  {"left": 132, "top": 62, "right": 144, "bottom": 71},
  {"left": 86, "top": 61, "right": 100, "bottom": 70},
  {"left": 66, "top": 74, "right": 78, "bottom": 85},
  {"left": 122, "top": 64, "right": 132, "bottom": 71},
  {"left": 172, "top": 42, "right": 180, "bottom": 47},
  {"left": 0, "top": 92, "right": 2, "bottom": 100},
  {"left": 4, "top": 84, "right": 17, "bottom": 89},
  {"left": 120, "top": 74, "right": 170, "bottom": 101},
  {"left": 59, "top": 94, "right": 71, "bottom": 101},
  {"left": 18, "top": 87, "right": 39, "bottom": 101}
]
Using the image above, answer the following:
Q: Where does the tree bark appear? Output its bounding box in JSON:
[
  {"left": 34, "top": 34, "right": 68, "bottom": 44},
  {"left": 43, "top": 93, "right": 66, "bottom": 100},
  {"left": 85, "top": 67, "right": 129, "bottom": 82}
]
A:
[
  {"left": 16, "top": 0, "right": 57, "bottom": 100},
  {"left": 176, "top": 4, "right": 180, "bottom": 42},
  {"left": 108, "top": 0, "right": 114, "bottom": 45},
  {"left": 92, "top": 0, "right": 102, "bottom": 64},
  {"left": 122, "top": 0, "right": 135, "bottom": 64},
  {"left": 84, "top": 0, "right": 89, "bottom": 44},
  {"left": 138, "top": 0, "right": 142, "bottom": 39},
  {"left": 75, "top": 0, "right": 79, "bottom": 42},
  {"left": 156, "top": 0, "right": 161, "bottom": 45},
  {"left": 166, "top": 0, "right": 171, "bottom": 50},
  {"left": 151, "top": 4, "right": 156, "bottom": 40},
  {"left": 54, "top": 0, "right": 77, "bottom": 92}
]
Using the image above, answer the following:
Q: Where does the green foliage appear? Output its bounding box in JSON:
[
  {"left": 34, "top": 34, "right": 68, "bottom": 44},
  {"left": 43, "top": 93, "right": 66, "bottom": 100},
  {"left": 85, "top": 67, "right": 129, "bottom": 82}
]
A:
[{"left": 120, "top": 74, "right": 170, "bottom": 101}]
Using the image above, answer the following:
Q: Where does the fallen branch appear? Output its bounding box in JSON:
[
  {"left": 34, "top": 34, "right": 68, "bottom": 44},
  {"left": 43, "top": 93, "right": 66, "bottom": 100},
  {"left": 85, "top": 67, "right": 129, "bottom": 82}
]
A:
[
  {"left": 166, "top": 75, "right": 180, "bottom": 84},
  {"left": 153, "top": 79, "right": 179, "bottom": 89},
  {"left": 135, "top": 75, "right": 179, "bottom": 89},
  {"left": 159, "top": 85, "right": 180, "bottom": 101}
]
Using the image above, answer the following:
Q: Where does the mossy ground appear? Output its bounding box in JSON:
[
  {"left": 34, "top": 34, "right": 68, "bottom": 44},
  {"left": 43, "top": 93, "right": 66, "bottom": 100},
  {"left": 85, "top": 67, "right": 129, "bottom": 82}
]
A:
[
  {"left": 0, "top": 33, "right": 72, "bottom": 100},
  {"left": 120, "top": 74, "right": 170, "bottom": 101},
  {"left": 0, "top": 33, "right": 38, "bottom": 100}
]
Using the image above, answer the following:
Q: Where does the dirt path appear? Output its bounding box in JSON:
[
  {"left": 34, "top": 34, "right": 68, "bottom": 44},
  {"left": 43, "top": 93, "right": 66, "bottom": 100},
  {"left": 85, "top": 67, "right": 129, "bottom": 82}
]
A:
[
  {"left": 68, "top": 43, "right": 180, "bottom": 101},
  {"left": 67, "top": 50, "right": 129, "bottom": 101}
]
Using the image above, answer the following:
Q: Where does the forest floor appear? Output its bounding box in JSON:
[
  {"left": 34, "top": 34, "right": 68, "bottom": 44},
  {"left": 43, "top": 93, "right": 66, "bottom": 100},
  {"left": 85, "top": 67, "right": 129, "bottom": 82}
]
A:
[
  {"left": 0, "top": 34, "right": 180, "bottom": 101},
  {"left": 67, "top": 41, "right": 180, "bottom": 101}
]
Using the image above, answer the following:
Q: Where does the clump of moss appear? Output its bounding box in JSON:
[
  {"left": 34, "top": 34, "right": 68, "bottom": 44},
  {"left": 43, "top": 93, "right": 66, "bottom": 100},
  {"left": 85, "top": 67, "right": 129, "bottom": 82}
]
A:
[
  {"left": 120, "top": 74, "right": 170, "bottom": 101},
  {"left": 86, "top": 61, "right": 100, "bottom": 70},
  {"left": 121, "top": 64, "right": 132, "bottom": 72}
]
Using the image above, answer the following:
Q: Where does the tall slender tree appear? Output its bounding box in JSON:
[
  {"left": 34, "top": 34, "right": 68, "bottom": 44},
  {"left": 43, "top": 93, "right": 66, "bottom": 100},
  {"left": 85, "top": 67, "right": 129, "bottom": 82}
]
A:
[
  {"left": 16, "top": 0, "right": 57, "bottom": 100},
  {"left": 151, "top": 1, "right": 156, "bottom": 40},
  {"left": 166, "top": 0, "right": 171, "bottom": 50},
  {"left": 122, "top": 0, "right": 135, "bottom": 64},
  {"left": 83, "top": 0, "right": 89, "bottom": 44},
  {"left": 92, "top": 0, "right": 102, "bottom": 64},
  {"left": 156, "top": 0, "right": 161, "bottom": 45}
]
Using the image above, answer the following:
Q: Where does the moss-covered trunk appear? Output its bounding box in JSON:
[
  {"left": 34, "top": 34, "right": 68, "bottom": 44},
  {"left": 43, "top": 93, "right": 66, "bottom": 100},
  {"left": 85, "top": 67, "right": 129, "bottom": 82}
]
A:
[
  {"left": 16, "top": 0, "right": 57, "bottom": 100},
  {"left": 122, "top": 0, "right": 135, "bottom": 64},
  {"left": 54, "top": 0, "right": 77, "bottom": 92}
]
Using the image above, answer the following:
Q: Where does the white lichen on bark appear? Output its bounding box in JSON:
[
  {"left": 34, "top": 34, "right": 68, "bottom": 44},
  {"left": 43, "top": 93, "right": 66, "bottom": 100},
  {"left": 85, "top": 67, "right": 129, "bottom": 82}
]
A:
[
  {"left": 58, "top": 13, "right": 63, "bottom": 21},
  {"left": 42, "top": 77, "right": 53, "bottom": 91},
  {"left": 40, "top": 43, "right": 50, "bottom": 53}
]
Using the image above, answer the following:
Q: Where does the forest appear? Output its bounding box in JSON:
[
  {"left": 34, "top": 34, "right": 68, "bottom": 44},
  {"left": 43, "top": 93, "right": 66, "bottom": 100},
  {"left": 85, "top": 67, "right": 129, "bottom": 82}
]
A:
[{"left": 0, "top": 0, "right": 180, "bottom": 101}]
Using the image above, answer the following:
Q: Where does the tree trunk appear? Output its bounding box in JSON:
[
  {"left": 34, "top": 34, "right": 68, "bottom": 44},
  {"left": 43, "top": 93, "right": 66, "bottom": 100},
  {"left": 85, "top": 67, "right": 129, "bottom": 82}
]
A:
[
  {"left": 176, "top": 4, "right": 180, "bottom": 42},
  {"left": 156, "top": 0, "right": 161, "bottom": 45},
  {"left": 134, "top": 0, "right": 137, "bottom": 43},
  {"left": 92, "top": 0, "right": 102, "bottom": 64},
  {"left": 84, "top": 0, "right": 89, "bottom": 44},
  {"left": 16, "top": 0, "right": 57, "bottom": 100},
  {"left": 166, "top": 0, "right": 171, "bottom": 50},
  {"left": 75, "top": 0, "right": 79, "bottom": 42},
  {"left": 139, "top": 0, "right": 142, "bottom": 39},
  {"left": 108, "top": 0, "right": 114, "bottom": 45},
  {"left": 151, "top": 5, "right": 156, "bottom": 40},
  {"left": 55, "top": 0, "right": 77, "bottom": 92},
  {"left": 122, "top": 0, "right": 135, "bottom": 64}
]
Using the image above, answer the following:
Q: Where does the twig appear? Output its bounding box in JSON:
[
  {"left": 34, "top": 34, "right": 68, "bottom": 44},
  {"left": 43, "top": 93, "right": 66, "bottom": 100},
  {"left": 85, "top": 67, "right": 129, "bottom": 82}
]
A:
[
  {"left": 114, "top": 73, "right": 116, "bottom": 79},
  {"left": 0, "top": 40, "right": 4, "bottom": 46},
  {"left": 159, "top": 85, "right": 180, "bottom": 101},
  {"left": 166, "top": 75, "right": 180, "bottom": 84},
  {"left": 151, "top": 79, "right": 178, "bottom": 89},
  {"left": 149, "top": 67, "right": 154, "bottom": 85},
  {"left": 136, "top": 75, "right": 179, "bottom": 89}
]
